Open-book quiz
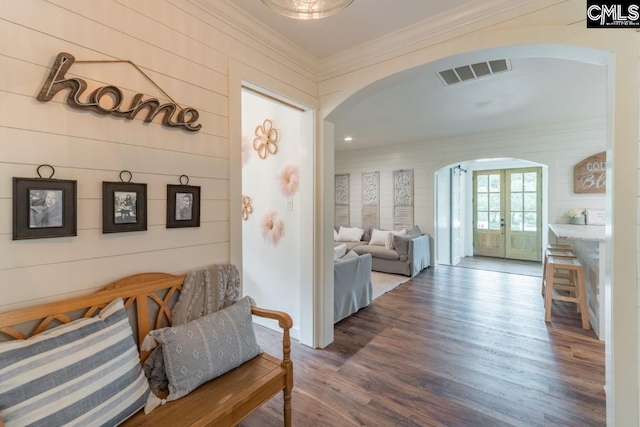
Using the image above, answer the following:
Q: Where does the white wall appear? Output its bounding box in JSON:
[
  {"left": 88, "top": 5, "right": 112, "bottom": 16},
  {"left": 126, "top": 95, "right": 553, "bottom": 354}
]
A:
[
  {"left": 335, "top": 121, "right": 606, "bottom": 242},
  {"left": 241, "top": 90, "right": 302, "bottom": 339},
  {"left": 0, "top": 0, "right": 318, "bottom": 312}
]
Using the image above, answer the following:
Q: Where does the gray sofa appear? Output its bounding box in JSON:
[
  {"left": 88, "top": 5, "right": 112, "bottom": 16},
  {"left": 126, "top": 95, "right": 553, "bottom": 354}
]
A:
[
  {"left": 334, "top": 231, "right": 431, "bottom": 277},
  {"left": 355, "top": 233, "right": 430, "bottom": 277},
  {"left": 334, "top": 251, "right": 372, "bottom": 323}
]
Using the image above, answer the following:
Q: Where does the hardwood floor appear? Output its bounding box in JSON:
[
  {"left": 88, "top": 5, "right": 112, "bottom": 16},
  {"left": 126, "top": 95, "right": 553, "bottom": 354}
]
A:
[
  {"left": 457, "top": 256, "right": 543, "bottom": 277},
  {"left": 242, "top": 265, "right": 605, "bottom": 427}
]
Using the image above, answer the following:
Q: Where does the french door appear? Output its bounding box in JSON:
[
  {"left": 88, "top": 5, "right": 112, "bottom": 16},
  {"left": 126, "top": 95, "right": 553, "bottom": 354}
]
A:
[{"left": 473, "top": 167, "right": 542, "bottom": 261}]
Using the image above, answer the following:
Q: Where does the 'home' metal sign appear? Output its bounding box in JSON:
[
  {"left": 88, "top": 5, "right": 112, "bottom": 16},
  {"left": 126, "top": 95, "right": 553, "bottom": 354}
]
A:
[{"left": 37, "top": 52, "right": 202, "bottom": 132}]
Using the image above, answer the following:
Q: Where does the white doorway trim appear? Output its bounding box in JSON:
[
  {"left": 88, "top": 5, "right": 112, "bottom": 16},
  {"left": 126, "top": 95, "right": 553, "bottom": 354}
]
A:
[{"left": 229, "top": 60, "right": 318, "bottom": 348}]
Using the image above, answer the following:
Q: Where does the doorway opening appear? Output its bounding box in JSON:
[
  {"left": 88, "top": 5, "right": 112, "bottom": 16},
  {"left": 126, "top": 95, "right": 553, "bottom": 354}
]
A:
[
  {"left": 473, "top": 167, "right": 542, "bottom": 261},
  {"left": 240, "top": 86, "right": 315, "bottom": 347},
  {"left": 435, "top": 158, "right": 547, "bottom": 275}
]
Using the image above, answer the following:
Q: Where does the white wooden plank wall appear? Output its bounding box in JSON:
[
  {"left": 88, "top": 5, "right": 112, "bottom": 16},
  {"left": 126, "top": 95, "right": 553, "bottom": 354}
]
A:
[
  {"left": 335, "top": 121, "right": 606, "bottom": 237},
  {"left": 0, "top": 0, "right": 317, "bottom": 311}
]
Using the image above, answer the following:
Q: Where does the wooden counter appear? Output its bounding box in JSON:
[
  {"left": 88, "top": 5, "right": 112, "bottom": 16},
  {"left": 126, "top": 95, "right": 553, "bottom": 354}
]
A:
[{"left": 549, "top": 224, "right": 606, "bottom": 340}]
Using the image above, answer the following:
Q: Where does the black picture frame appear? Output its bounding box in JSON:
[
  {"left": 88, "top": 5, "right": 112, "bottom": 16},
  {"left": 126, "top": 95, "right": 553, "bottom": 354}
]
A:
[
  {"left": 167, "top": 184, "right": 201, "bottom": 228},
  {"left": 13, "top": 178, "right": 77, "bottom": 240},
  {"left": 102, "top": 182, "right": 147, "bottom": 233}
]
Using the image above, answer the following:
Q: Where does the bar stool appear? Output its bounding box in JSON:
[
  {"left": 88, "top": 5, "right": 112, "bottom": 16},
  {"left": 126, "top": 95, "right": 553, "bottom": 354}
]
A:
[
  {"left": 541, "top": 248, "right": 576, "bottom": 296},
  {"left": 543, "top": 256, "right": 590, "bottom": 330},
  {"left": 547, "top": 244, "right": 572, "bottom": 250}
]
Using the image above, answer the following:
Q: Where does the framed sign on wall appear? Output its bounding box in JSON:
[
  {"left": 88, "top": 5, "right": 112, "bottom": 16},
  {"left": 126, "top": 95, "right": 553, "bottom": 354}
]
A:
[{"left": 574, "top": 152, "right": 605, "bottom": 194}]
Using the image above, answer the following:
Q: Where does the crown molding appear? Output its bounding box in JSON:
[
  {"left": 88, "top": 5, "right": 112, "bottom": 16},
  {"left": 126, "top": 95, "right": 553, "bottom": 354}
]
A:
[
  {"left": 319, "top": 0, "right": 563, "bottom": 81},
  {"left": 192, "top": 0, "right": 320, "bottom": 81}
]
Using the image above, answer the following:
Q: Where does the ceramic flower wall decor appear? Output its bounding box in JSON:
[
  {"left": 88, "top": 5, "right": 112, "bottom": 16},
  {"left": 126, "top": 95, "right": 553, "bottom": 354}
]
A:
[
  {"left": 253, "top": 119, "right": 279, "bottom": 159},
  {"left": 242, "top": 196, "right": 253, "bottom": 221},
  {"left": 278, "top": 165, "right": 300, "bottom": 197},
  {"left": 261, "top": 210, "right": 284, "bottom": 245}
]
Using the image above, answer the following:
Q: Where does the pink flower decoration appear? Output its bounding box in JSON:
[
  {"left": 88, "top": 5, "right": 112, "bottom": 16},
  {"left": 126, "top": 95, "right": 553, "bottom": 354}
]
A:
[
  {"left": 261, "top": 210, "right": 285, "bottom": 245},
  {"left": 241, "top": 140, "right": 251, "bottom": 166},
  {"left": 278, "top": 165, "right": 300, "bottom": 197}
]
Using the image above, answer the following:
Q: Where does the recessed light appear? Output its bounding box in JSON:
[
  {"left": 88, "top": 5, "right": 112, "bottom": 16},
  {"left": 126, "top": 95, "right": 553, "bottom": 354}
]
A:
[{"left": 344, "top": 137, "right": 353, "bottom": 142}]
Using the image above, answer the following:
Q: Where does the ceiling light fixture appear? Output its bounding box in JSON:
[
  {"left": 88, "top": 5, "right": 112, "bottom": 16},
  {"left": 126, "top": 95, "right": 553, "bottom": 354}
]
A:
[
  {"left": 344, "top": 137, "right": 353, "bottom": 141},
  {"left": 261, "top": 0, "right": 354, "bottom": 20}
]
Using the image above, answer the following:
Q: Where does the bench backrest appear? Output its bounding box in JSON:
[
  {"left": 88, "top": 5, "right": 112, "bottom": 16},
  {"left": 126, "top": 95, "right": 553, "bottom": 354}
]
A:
[{"left": 0, "top": 273, "right": 186, "bottom": 362}]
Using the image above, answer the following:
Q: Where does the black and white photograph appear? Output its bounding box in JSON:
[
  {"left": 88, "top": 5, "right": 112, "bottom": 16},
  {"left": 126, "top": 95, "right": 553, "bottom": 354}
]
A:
[
  {"left": 102, "top": 182, "right": 147, "bottom": 233},
  {"left": 114, "top": 191, "right": 137, "bottom": 224},
  {"left": 167, "top": 184, "right": 200, "bottom": 228},
  {"left": 29, "top": 189, "right": 63, "bottom": 228},
  {"left": 175, "top": 192, "right": 193, "bottom": 221},
  {"left": 13, "top": 178, "right": 77, "bottom": 240}
]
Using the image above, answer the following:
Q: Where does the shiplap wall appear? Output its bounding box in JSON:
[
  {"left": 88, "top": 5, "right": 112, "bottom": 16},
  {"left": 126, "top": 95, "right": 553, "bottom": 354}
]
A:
[
  {"left": 335, "top": 121, "right": 606, "bottom": 238},
  {"left": 0, "top": 0, "right": 316, "bottom": 312}
]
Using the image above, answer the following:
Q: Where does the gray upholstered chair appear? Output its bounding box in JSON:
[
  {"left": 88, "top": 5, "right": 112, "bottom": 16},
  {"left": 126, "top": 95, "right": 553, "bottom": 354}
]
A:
[{"left": 333, "top": 251, "right": 372, "bottom": 323}]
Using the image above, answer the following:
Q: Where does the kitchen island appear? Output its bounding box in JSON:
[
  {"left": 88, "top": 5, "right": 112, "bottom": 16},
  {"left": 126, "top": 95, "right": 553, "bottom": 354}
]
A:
[{"left": 548, "top": 224, "right": 606, "bottom": 340}]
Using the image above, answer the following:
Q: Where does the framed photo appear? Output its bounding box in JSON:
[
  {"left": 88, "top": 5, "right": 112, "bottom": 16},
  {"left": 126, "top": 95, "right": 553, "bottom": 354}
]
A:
[
  {"left": 102, "top": 182, "right": 147, "bottom": 233},
  {"left": 167, "top": 184, "right": 200, "bottom": 228},
  {"left": 13, "top": 178, "right": 77, "bottom": 240}
]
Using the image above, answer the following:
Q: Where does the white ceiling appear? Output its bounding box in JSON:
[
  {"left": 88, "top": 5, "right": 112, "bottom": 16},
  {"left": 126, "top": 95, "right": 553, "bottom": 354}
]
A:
[
  {"left": 329, "top": 54, "right": 606, "bottom": 151},
  {"left": 230, "top": 0, "right": 474, "bottom": 59},
  {"left": 225, "top": 1, "right": 606, "bottom": 152}
]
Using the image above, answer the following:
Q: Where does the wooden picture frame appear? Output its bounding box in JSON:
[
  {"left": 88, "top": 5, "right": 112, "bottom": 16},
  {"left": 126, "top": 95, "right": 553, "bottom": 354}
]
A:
[
  {"left": 166, "top": 184, "right": 201, "bottom": 228},
  {"left": 13, "top": 178, "right": 77, "bottom": 240},
  {"left": 102, "top": 182, "right": 147, "bottom": 233}
]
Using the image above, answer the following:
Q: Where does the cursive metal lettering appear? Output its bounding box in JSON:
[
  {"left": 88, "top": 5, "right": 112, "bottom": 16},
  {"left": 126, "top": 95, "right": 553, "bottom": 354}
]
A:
[{"left": 37, "top": 52, "right": 202, "bottom": 132}]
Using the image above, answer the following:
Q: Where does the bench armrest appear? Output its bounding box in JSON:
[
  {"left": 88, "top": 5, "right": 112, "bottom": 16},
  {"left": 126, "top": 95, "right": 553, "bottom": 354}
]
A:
[
  {"left": 250, "top": 306, "right": 293, "bottom": 393},
  {"left": 251, "top": 306, "right": 293, "bottom": 330}
]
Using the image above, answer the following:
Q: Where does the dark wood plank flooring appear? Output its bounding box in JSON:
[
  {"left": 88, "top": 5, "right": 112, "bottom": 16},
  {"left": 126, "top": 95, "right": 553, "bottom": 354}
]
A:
[
  {"left": 242, "top": 265, "right": 605, "bottom": 427},
  {"left": 457, "top": 256, "right": 543, "bottom": 277}
]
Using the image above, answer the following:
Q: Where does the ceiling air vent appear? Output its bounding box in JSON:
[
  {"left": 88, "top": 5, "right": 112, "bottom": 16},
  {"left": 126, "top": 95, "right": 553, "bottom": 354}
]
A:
[{"left": 437, "top": 59, "right": 511, "bottom": 86}]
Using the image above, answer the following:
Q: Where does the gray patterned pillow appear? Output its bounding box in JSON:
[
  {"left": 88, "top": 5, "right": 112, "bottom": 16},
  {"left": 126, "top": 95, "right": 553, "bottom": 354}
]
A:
[{"left": 150, "top": 296, "right": 262, "bottom": 402}]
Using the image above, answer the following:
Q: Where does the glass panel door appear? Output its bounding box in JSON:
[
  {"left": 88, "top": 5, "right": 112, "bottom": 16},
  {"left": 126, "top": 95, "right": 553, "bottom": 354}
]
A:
[
  {"left": 473, "top": 170, "right": 504, "bottom": 258},
  {"left": 473, "top": 167, "right": 542, "bottom": 261},
  {"left": 505, "top": 168, "right": 542, "bottom": 261}
]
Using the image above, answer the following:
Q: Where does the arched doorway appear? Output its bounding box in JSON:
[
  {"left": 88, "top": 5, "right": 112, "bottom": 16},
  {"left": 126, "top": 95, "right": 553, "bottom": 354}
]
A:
[
  {"left": 321, "top": 37, "right": 638, "bottom": 423},
  {"left": 435, "top": 158, "right": 549, "bottom": 267}
]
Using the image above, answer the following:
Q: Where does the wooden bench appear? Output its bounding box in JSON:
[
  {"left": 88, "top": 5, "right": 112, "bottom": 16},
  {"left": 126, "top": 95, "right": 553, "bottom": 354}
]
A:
[{"left": 0, "top": 273, "right": 293, "bottom": 427}]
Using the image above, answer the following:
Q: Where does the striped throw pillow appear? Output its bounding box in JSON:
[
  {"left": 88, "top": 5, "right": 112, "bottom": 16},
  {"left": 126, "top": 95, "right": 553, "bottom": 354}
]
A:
[{"left": 0, "top": 298, "right": 150, "bottom": 427}]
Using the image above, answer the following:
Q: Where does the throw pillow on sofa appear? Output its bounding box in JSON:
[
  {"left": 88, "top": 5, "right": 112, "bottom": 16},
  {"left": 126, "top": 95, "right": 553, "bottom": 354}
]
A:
[
  {"left": 334, "top": 228, "right": 339, "bottom": 241},
  {"left": 142, "top": 296, "right": 261, "bottom": 411},
  {"left": 394, "top": 234, "right": 414, "bottom": 261},
  {"left": 337, "top": 226, "right": 364, "bottom": 242},
  {"left": 362, "top": 227, "right": 372, "bottom": 244},
  {"left": 385, "top": 229, "right": 407, "bottom": 250},
  {"left": 333, "top": 243, "right": 348, "bottom": 260},
  {"left": 368, "top": 228, "right": 389, "bottom": 246},
  {"left": 394, "top": 226, "right": 422, "bottom": 261},
  {"left": 0, "top": 298, "right": 150, "bottom": 427}
]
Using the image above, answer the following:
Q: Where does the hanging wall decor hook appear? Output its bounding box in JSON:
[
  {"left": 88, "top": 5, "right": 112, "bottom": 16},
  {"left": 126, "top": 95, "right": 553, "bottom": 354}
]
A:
[{"left": 36, "top": 164, "right": 56, "bottom": 179}]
